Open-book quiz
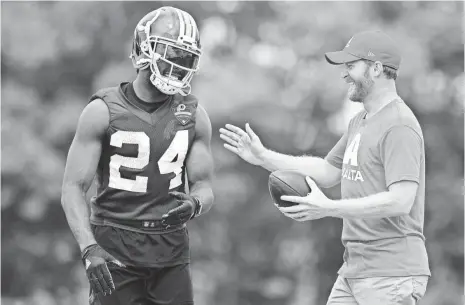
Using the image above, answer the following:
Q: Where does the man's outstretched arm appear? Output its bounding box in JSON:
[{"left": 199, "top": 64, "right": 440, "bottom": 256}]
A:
[{"left": 220, "top": 123, "right": 345, "bottom": 188}]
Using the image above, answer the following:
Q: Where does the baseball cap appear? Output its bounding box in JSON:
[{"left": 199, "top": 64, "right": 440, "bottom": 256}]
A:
[{"left": 325, "top": 30, "right": 402, "bottom": 70}]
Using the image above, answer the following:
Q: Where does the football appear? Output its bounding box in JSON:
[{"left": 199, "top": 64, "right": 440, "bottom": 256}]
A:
[{"left": 268, "top": 170, "right": 312, "bottom": 207}]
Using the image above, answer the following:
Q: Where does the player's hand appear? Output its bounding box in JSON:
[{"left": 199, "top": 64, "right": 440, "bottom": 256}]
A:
[
  {"left": 278, "top": 176, "right": 332, "bottom": 221},
  {"left": 162, "top": 191, "right": 200, "bottom": 226},
  {"left": 81, "top": 244, "right": 125, "bottom": 296},
  {"left": 219, "top": 123, "right": 266, "bottom": 166}
]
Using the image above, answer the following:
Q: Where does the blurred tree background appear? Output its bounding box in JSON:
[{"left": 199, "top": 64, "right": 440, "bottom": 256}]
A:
[{"left": 1, "top": 1, "right": 463, "bottom": 305}]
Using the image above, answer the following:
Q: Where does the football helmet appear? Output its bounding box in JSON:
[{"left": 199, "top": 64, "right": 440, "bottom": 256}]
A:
[{"left": 129, "top": 7, "right": 202, "bottom": 96}]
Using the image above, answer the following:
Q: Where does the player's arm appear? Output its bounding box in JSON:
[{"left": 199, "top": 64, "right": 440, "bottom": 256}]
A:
[
  {"left": 61, "top": 99, "right": 109, "bottom": 252},
  {"left": 328, "top": 126, "right": 421, "bottom": 219},
  {"left": 62, "top": 99, "right": 124, "bottom": 296},
  {"left": 220, "top": 123, "right": 344, "bottom": 188},
  {"left": 162, "top": 105, "right": 214, "bottom": 225},
  {"left": 186, "top": 104, "right": 214, "bottom": 215}
]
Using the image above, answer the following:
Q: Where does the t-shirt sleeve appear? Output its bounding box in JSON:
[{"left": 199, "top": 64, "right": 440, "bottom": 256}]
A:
[
  {"left": 325, "top": 132, "right": 349, "bottom": 169},
  {"left": 379, "top": 125, "right": 422, "bottom": 187}
]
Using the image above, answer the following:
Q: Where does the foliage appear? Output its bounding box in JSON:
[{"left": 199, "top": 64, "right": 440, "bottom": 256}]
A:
[{"left": 2, "top": 2, "right": 463, "bottom": 304}]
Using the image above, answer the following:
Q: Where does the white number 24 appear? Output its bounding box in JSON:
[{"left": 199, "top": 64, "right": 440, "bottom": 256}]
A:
[{"left": 109, "top": 130, "right": 189, "bottom": 193}]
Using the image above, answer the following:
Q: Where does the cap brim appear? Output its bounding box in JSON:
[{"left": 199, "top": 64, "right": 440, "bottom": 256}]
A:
[{"left": 325, "top": 51, "right": 361, "bottom": 65}]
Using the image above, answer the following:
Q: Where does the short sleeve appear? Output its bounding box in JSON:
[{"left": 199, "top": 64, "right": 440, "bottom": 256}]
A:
[
  {"left": 379, "top": 125, "right": 422, "bottom": 187},
  {"left": 325, "top": 132, "right": 349, "bottom": 169}
]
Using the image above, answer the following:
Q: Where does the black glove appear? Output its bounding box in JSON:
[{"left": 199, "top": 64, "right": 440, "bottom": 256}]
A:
[
  {"left": 162, "top": 191, "right": 201, "bottom": 226},
  {"left": 81, "top": 244, "right": 125, "bottom": 296}
]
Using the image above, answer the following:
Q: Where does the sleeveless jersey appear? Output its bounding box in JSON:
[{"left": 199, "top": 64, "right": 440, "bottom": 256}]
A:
[{"left": 89, "top": 83, "right": 197, "bottom": 231}]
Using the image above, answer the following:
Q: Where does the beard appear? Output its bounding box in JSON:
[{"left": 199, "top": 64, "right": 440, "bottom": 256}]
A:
[
  {"left": 348, "top": 81, "right": 369, "bottom": 102},
  {"left": 347, "top": 68, "right": 374, "bottom": 103}
]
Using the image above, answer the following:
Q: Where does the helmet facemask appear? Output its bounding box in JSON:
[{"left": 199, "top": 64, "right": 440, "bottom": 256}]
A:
[
  {"left": 147, "top": 38, "right": 200, "bottom": 96},
  {"left": 130, "top": 7, "right": 202, "bottom": 96}
]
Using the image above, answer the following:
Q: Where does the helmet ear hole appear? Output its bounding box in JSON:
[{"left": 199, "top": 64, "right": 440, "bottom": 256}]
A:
[
  {"left": 133, "top": 33, "right": 143, "bottom": 57},
  {"left": 134, "top": 42, "right": 141, "bottom": 56}
]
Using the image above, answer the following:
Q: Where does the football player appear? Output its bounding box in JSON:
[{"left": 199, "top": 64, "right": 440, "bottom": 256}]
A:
[{"left": 61, "top": 6, "right": 214, "bottom": 305}]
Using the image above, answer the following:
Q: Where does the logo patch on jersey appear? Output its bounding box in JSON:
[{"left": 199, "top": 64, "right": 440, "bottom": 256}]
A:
[{"left": 171, "top": 103, "right": 196, "bottom": 125}]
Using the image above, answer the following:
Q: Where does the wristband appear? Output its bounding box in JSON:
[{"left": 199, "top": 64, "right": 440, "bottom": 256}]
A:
[
  {"left": 191, "top": 197, "right": 203, "bottom": 219},
  {"left": 81, "top": 243, "right": 98, "bottom": 259}
]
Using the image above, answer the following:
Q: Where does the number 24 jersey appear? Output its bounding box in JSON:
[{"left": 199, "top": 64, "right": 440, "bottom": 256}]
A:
[{"left": 89, "top": 83, "right": 198, "bottom": 229}]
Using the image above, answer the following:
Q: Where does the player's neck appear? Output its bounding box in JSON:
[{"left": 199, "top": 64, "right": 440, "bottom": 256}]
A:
[
  {"left": 363, "top": 82, "right": 398, "bottom": 116},
  {"left": 133, "top": 74, "right": 170, "bottom": 104}
]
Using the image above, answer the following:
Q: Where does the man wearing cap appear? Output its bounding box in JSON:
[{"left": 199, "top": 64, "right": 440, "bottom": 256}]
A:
[{"left": 219, "top": 30, "right": 430, "bottom": 304}]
